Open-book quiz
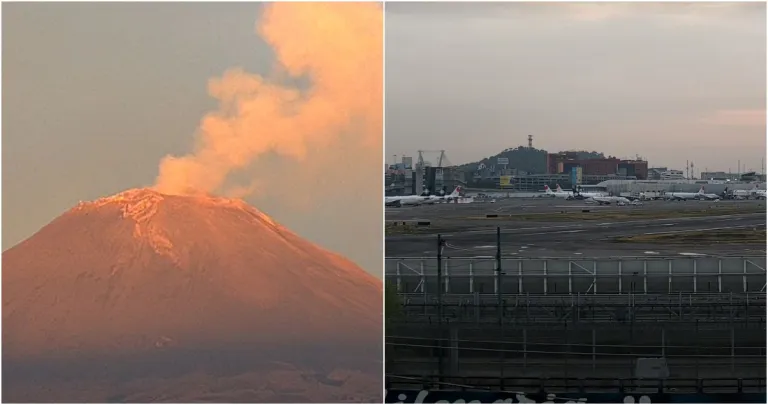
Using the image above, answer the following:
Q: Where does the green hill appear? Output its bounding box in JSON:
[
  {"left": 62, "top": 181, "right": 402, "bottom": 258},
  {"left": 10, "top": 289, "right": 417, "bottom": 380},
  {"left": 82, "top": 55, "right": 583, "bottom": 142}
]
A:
[
  {"left": 458, "top": 148, "right": 606, "bottom": 174},
  {"left": 458, "top": 146, "right": 548, "bottom": 174}
]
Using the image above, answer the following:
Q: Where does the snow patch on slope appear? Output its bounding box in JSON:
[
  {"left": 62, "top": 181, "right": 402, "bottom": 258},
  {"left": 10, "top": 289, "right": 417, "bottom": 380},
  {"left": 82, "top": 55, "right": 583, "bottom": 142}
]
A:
[
  {"left": 80, "top": 188, "right": 165, "bottom": 222},
  {"left": 91, "top": 189, "right": 178, "bottom": 261},
  {"left": 77, "top": 188, "right": 285, "bottom": 264}
]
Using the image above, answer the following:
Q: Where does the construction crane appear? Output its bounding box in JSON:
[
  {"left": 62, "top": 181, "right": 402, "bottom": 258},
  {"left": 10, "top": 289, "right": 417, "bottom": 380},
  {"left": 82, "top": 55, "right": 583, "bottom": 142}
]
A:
[{"left": 417, "top": 150, "right": 449, "bottom": 168}]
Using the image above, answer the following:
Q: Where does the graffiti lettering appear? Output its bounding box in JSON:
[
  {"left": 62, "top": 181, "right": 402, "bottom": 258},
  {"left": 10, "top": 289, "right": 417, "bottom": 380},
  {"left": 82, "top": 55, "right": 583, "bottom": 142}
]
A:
[{"left": 385, "top": 389, "right": 766, "bottom": 404}]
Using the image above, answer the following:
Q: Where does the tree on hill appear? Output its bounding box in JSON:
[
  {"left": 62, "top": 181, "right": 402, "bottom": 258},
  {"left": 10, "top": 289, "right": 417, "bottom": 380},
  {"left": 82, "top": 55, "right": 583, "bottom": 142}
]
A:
[
  {"left": 458, "top": 146, "right": 549, "bottom": 175},
  {"left": 560, "top": 150, "right": 605, "bottom": 160}
]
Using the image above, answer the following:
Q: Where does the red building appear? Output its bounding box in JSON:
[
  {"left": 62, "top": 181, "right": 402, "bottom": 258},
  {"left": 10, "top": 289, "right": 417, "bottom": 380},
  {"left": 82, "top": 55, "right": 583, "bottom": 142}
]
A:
[
  {"left": 546, "top": 153, "right": 648, "bottom": 179},
  {"left": 618, "top": 160, "right": 648, "bottom": 180}
]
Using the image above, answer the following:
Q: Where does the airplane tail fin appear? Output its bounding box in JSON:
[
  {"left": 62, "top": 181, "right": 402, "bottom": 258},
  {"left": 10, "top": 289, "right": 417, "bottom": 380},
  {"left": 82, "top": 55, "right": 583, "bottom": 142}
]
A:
[
  {"left": 556, "top": 184, "right": 563, "bottom": 192},
  {"left": 544, "top": 185, "right": 552, "bottom": 193},
  {"left": 450, "top": 186, "right": 462, "bottom": 197},
  {"left": 699, "top": 186, "right": 705, "bottom": 194}
]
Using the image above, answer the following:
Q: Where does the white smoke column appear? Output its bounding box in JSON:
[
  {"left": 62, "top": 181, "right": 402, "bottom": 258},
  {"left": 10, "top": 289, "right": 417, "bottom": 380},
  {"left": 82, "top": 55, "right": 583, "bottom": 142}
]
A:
[{"left": 154, "top": 2, "right": 382, "bottom": 197}]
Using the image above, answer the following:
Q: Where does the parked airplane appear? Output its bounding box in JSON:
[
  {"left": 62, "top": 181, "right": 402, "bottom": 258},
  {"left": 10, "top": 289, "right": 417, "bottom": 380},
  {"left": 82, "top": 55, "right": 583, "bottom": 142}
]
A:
[
  {"left": 698, "top": 186, "right": 721, "bottom": 201},
  {"left": 385, "top": 193, "right": 429, "bottom": 207},
  {"left": 425, "top": 186, "right": 463, "bottom": 203},
  {"left": 556, "top": 184, "right": 607, "bottom": 199},
  {"left": 665, "top": 186, "right": 705, "bottom": 201},
  {"left": 732, "top": 187, "right": 751, "bottom": 199},
  {"left": 544, "top": 185, "right": 572, "bottom": 198},
  {"left": 545, "top": 185, "right": 608, "bottom": 200},
  {"left": 733, "top": 184, "right": 766, "bottom": 200},
  {"left": 386, "top": 186, "right": 464, "bottom": 207},
  {"left": 589, "top": 195, "right": 631, "bottom": 205}
]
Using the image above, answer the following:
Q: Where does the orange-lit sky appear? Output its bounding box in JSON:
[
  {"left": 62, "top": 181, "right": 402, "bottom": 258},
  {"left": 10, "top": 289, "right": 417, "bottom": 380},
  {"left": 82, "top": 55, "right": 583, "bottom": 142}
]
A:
[
  {"left": 386, "top": 2, "right": 766, "bottom": 173},
  {"left": 3, "top": 3, "right": 383, "bottom": 276}
]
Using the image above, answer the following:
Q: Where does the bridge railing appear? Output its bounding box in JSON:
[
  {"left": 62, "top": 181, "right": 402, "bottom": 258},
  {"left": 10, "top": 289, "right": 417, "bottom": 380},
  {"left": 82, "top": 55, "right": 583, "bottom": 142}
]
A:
[
  {"left": 386, "top": 256, "right": 767, "bottom": 295},
  {"left": 394, "top": 291, "right": 767, "bottom": 324}
]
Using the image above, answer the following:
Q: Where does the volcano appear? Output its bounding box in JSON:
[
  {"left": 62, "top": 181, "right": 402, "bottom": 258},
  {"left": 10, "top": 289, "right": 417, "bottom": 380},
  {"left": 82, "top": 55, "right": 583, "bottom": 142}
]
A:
[{"left": 2, "top": 188, "right": 382, "bottom": 402}]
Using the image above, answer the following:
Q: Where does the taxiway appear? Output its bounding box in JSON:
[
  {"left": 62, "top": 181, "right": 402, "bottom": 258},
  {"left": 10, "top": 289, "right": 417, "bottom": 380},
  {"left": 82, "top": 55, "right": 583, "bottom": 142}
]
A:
[{"left": 386, "top": 199, "right": 766, "bottom": 257}]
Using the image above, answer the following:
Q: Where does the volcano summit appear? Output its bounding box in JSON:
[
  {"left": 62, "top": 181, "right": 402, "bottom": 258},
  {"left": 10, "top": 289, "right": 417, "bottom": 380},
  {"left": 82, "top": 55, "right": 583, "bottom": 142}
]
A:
[{"left": 3, "top": 188, "right": 382, "bottom": 402}]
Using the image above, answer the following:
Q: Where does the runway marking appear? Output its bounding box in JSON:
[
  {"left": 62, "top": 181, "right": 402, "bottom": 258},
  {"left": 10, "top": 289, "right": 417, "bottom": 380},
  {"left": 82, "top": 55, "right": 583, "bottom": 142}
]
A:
[
  {"left": 504, "top": 229, "right": 588, "bottom": 236},
  {"left": 642, "top": 224, "right": 763, "bottom": 236},
  {"left": 556, "top": 206, "right": 609, "bottom": 209},
  {"left": 644, "top": 251, "right": 660, "bottom": 255},
  {"left": 679, "top": 252, "right": 707, "bottom": 256},
  {"left": 385, "top": 213, "right": 765, "bottom": 240},
  {"left": 518, "top": 229, "right": 587, "bottom": 236}
]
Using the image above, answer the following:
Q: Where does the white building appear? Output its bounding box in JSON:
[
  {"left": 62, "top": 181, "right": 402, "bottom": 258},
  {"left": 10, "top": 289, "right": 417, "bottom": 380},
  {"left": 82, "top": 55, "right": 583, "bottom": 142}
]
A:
[
  {"left": 596, "top": 179, "right": 765, "bottom": 195},
  {"left": 659, "top": 170, "right": 684, "bottom": 180}
]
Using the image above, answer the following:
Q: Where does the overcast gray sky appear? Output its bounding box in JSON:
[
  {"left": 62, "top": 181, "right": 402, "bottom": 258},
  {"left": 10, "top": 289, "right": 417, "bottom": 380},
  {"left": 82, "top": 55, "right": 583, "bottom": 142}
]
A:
[
  {"left": 386, "top": 2, "right": 766, "bottom": 174},
  {"left": 3, "top": 3, "right": 383, "bottom": 276}
]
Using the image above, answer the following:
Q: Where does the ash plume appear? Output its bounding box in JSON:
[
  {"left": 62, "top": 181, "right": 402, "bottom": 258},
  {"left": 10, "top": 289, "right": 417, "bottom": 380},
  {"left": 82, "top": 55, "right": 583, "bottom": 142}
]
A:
[{"left": 153, "top": 3, "right": 383, "bottom": 199}]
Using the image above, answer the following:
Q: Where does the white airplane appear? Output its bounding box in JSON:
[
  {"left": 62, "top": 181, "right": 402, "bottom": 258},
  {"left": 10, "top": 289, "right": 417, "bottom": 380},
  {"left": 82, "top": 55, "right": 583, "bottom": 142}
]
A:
[
  {"left": 556, "top": 184, "right": 607, "bottom": 199},
  {"left": 698, "top": 186, "right": 721, "bottom": 201},
  {"left": 385, "top": 192, "right": 429, "bottom": 207},
  {"left": 665, "top": 186, "right": 705, "bottom": 201},
  {"left": 424, "top": 186, "right": 463, "bottom": 204},
  {"left": 544, "top": 185, "right": 572, "bottom": 198},
  {"left": 588, "top": 195, "right": 631, "bottom": 206},
  {"left": 732, "top": 186, "right": 751, "bottom": 199},
  {"left": 544, "top": 185, "right": 607, "bottom": 199},
  {"left": 386, "top": 186, "right": 464, "bottom": 207},
  {"left": 733, "top": 184, "right": 766, "bottom": 200}
]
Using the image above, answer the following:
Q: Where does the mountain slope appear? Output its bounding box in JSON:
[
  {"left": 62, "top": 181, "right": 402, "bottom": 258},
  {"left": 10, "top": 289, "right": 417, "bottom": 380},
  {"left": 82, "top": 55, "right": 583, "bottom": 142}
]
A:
[{"left": 2, "top": 188, "right": 382, "bottom": 402}]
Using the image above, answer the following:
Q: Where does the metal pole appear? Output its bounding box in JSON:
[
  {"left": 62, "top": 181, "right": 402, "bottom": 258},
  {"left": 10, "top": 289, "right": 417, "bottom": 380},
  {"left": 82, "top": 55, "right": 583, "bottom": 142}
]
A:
[
  {"left": 629, "top": 305, "right": 635, "bottom": 376},
  {"left": 523, "top": 327, "right": 528, "bottom": 370},
  {"left": 695, "top": 320, "right": 700, "bottom": 378},
  {"left": 436, "top": 233, "right": 444, "bottom": 379},
  {"left": 496, "top": 227, "right": 503, "bottom": 324},
  {"left": 592, "top": 328, "right": 596, "bottom": 371},
  {"left": 729, "top": 290, "right": 736, "bottom": 371},
  {"left": 496, "top": 227, "right": 505, "bottom": 378}
]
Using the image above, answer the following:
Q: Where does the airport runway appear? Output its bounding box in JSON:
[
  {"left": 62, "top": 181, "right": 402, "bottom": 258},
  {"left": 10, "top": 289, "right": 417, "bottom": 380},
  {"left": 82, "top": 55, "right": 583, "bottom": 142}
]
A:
[
  {"left": 386, "top": 198, "right": 764, "bottom": 221},
  {"left": 386, "top": 200, "right": 766, "bottom": 257},
  {"left": 386, "top": 198, "right": 767, "bottom": 384}
]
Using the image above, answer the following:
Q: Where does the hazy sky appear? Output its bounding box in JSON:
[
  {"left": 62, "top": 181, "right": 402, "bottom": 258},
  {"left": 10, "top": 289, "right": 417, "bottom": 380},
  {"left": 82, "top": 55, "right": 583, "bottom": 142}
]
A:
[
  {"left": 3, "top": 3, "right": 383, "bottom": 276},
  {"left": 386, "top": 2, "right": 766, "bottom": 173}
]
